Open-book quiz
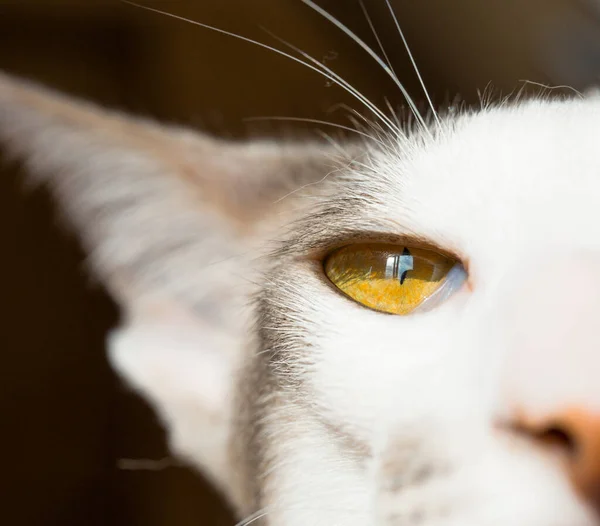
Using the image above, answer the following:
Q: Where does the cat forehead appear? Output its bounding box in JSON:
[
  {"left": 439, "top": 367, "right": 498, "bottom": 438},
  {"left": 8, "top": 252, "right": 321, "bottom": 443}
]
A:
[{"left": 364, "top": 97, "right": 600, "bottom": 258}]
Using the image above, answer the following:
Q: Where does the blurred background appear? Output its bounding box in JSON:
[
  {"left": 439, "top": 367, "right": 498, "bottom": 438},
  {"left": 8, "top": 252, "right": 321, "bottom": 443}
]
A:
[{"left": 1, "top": 1, "right": 600, "bottom": 525}]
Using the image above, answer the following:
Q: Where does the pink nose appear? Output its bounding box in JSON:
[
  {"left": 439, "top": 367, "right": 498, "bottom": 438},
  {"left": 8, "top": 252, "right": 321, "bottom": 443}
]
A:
[{"left": 512, "top": 410, "right": 600, "bottom": 508}]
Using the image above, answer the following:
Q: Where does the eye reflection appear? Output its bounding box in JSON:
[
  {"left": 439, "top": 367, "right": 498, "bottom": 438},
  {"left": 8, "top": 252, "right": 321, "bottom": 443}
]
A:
[{"left": 384, "top": 247, "right": 413, "bottom": 284}]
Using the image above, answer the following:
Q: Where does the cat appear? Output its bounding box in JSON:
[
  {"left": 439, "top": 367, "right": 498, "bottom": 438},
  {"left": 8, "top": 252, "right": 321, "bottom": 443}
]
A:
[{"left": 2, "top": 5, "right": 600, "bottom": 526}]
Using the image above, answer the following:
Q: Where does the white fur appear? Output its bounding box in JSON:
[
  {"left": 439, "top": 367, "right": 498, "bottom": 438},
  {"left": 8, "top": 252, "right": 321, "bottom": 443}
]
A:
[
  {"left": 249, "top": 99, "right": 600, "bottom": 525},
  {"left": 107, "top": 301, "right": 236, "bottom": 495},
  {"left": 3, "top": 71, "right": 600, "bottom": 525}
]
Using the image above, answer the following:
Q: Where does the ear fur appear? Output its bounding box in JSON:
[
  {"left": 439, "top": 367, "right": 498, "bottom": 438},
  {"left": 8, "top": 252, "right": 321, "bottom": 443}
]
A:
[
  {"left": 0, "top": 71, "right": 351, "bottom": 508},
  {"left": 107, "top": 301, "right": 236, "bottom": 498}
]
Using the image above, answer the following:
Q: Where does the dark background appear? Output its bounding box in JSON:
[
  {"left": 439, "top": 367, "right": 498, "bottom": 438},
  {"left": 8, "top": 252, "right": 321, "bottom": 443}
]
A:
[{"left": 1, "top": 1, "right": 600, "bottom": 525}]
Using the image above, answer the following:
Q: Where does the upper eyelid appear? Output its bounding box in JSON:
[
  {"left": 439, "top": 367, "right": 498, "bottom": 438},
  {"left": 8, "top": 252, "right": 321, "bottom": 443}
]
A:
[
  {"left": 301, "top": 232, "right": 465, "bottom": 263},
  {"left": 273, "top": 210, "right": 467, "bottom": 263}
]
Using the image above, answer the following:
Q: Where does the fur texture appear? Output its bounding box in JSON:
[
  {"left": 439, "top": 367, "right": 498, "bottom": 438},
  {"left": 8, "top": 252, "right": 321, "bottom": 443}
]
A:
[{"left": 2, "top": 69, "right": 600, "bottom": 526}]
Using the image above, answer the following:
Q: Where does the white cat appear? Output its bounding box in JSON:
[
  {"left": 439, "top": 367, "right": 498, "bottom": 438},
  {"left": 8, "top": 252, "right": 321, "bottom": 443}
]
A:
[{"left": 2, "top": 10, "right": 600, "bottom": 526}]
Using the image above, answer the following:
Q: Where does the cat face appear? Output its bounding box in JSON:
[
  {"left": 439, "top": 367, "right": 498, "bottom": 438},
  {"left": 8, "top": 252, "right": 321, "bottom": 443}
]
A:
[
  {"left": 235, "top": 100, "right": 600, "bottom": 525},
  {"left": 2, "top": 72, "right": 600, "bottom": 526}
]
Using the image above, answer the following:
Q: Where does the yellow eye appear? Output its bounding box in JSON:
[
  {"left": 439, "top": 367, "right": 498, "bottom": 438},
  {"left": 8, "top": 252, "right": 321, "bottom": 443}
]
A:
[{"left": 324, "top": 243, "right": 465, "bottom": 315}]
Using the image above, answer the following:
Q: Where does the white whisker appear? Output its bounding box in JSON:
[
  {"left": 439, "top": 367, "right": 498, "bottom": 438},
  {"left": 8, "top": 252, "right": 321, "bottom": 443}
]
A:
[
  {"left": 358, "top": 0, "right": 396, "bottom": 80},
  {"left": 345, "top": 114, "right": 393, "bottom": 149},
  {"left": 477, "top": 81, "right": 496, "bottom": 111},
  {"left": 235, "top": 500, "right": 363, "bottom": 526},
  {"left": 326, "top": 103, "right": 410, "bottom": 157},
  {"left": 270, "top": 163, "right": 341, "bottom": 205},
  {"left": 384, "top": 96, "right": 403, "bottom": 130},
  {"left": 383, "top": 0, "right": 441, "bottom": 128},
  {"left": 359, "top": 4, "right": 405, "bottom": 136},
  {"left": 301, "top": 0, "right": 430, "bottom": 134},
  {"left": 518, "top": 79, "right": 583, "bottom": 98},
  {"left": 120, "top": 1, "right": 399, "bottom": 137},
  {"left": 243, "top": 115, "right": 387, "bottom": 147},
  {"left": 317, "top": 129, "right": 353, "bottom": 156},
  {"left": 326, "top": 102, "right": 392, "bottom": 138},
  {"left": 260, "top": 27, "right": 400, "bottom": 135},
  {"left": 234, "top": 508, "right": 270, "bottom": 526}
]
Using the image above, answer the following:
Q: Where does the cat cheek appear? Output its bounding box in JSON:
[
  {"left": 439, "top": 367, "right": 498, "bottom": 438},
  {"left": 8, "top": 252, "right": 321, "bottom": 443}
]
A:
[
  {"left": 496, "top": 252, "right": 600, "bottom": 418},
  {"left": 484, "top": 253, "right": 600, "bottom": 508}
]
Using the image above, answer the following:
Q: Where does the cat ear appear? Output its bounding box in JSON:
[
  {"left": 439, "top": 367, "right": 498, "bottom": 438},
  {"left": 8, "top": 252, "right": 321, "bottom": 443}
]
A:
[{"left": 0, "top": 71, "right": 350, "bottom": 505}]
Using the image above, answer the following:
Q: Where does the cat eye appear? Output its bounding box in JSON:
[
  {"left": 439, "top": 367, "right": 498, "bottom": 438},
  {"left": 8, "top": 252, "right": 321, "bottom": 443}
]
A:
[{"left": 324, "top": 243, "right": 466, "bottom": 315}]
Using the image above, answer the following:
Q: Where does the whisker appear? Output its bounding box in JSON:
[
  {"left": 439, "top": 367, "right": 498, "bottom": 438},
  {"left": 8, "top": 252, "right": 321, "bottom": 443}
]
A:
[
  {"left": 327, "top": 103, "right": 410, "bottom": 157},
  {"left": 326, "top": 104, "right": 393, "bottom": 149},
  {"left": 301, "top": 0, "right": 429, "bottom": 134},
  {"left": 235, "top": 500, "right": 364, "bottom": 526},
  {"left": 260, "top": 27, "right": 400, "bottom": 135},
  {"left": 120, "top": 1, "right": 399, "bottom": 137},
  {"left": 317, "top": 129, "right": 354, "bottom": 156},
  {"left": 514, "top": 81, "right": 530, "bottom": 105},
  {"left": 384, "top": 96, "right": 403, "bottom": 130},
  {"left": 326, "top": 102, "right": 390, "bottom": 135},
  {"left": 243, "top": 115, "right": 390, "bottom": 149},
  {"left": 360, "top": 4, "right": 405, "bottom": 135},
  {"left": 270, "top": 163, "right": 343, "bottom": 205},
  {"left": 476, "top": 80, "right": 496, "bottom": 111},
  {"left": 346, "top": 114, "right": 383, "bottom": 148},
  {"left": 234, "top": 508, "right": 270, "bottom": 526},
  {"left": 346, "top": 114, "right": 391, "bottom": 148},
  {"left": 383, "top": 0, "right": 441, "bottom": 128},
  {"left": 518, "top": 79, "right": 583, "bottom": 98},
  {"left": 358, "top": 0, "right": 396, "bottom": 80}
]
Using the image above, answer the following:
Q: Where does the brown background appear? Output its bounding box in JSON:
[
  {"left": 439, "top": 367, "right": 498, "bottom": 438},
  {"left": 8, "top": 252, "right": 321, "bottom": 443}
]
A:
[{"left": 1, "top": 1, "right": 599, "bottom": 525}]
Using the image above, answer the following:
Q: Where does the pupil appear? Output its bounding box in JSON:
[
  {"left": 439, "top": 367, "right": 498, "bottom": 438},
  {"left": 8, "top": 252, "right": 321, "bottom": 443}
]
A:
[{"left": 399, "top": 269, "right": 408, "bottom": 285}]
